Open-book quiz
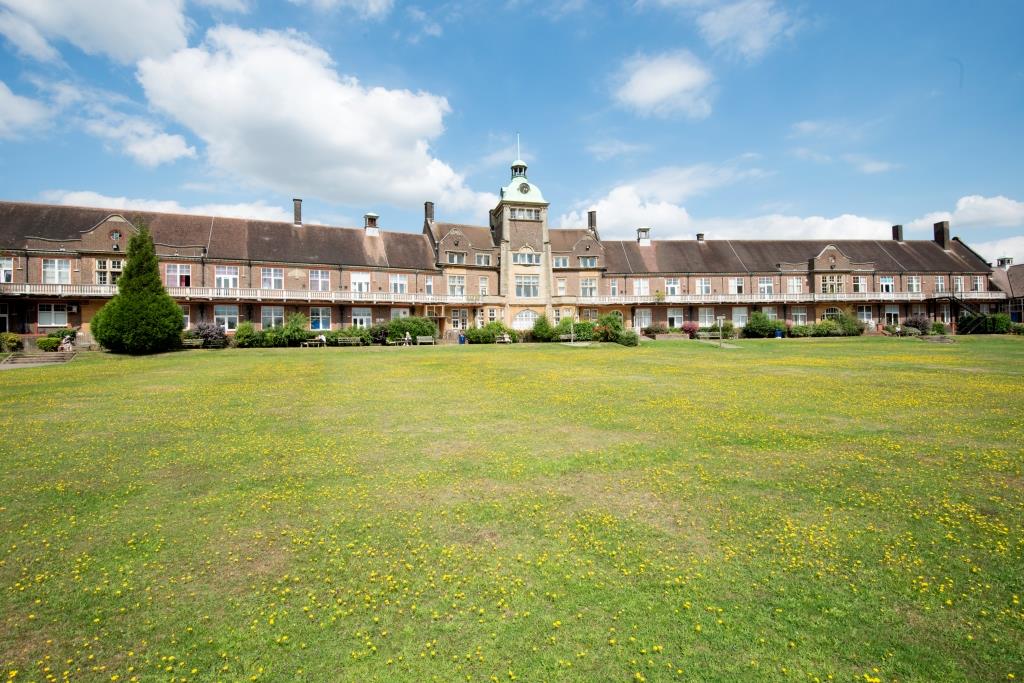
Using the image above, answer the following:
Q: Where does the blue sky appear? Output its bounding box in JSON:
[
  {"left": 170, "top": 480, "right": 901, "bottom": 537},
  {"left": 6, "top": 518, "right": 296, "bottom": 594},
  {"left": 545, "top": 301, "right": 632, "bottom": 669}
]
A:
[{"left": 1, "top": 0, "right": 1022, "bottom": 262}]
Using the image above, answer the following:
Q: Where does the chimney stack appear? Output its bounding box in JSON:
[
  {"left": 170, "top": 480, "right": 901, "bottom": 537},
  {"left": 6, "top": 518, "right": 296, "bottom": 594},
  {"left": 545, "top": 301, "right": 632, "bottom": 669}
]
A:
[
  {"left": 293, "top": 198, "right": 302, "bottom": 226},
  {"left": 637, "top": 227, "right": 651, "bottom": 246},
  {"left": 364, "top": 212, "right": 379, "bottom": 236},
  {"left": 424, "top": 201, "right": 434, "bottom": 223},
  {"left": 933, "top": 220, "right": 951, "bottom": 250},
  {"left": 696, "top": 233, "right": 705, "bottom": 243},
  {"left": 891, "top": 224, "right": 903, "bottom": 241},
  {"left": 587, "top": 210, "right": 597, "bottom": 231},
  {"left": 997, "top": 256, "right": 1014, "bottom": 270}
]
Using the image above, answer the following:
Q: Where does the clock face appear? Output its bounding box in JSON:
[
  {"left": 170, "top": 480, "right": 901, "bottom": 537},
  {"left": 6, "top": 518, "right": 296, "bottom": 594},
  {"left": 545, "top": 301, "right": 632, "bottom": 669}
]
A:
[{"left": 518, "top": 182, "right": 530, "bottom": 194}]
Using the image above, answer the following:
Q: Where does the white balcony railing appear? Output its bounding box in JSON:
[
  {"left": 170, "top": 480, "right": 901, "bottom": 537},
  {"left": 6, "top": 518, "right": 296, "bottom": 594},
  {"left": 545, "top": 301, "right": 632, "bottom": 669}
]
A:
[{"left": 555, "top": 290, "right": 1006, "bottom": 305}]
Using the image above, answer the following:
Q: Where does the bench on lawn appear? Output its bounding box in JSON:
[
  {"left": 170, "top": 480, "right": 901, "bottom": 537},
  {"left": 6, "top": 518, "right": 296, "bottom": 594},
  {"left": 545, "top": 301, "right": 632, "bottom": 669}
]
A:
[
  {"left": 416, "top": 336, "right": 435, "bottom": 345},
  {"left": 496, "top": 333, "right": 512, "bottom": 344},
  {"left": 695, "top": 331, "right": 722, "bottom": 340},
  {"left": 336, "top": 337, "right": 362, "bottom": 346},
  {"left": 301, "top": 339, "right": 325, "bottom": 348},
  {"left": 182, "top": 338, "right": 204, "bottom": 348},
  {"left": 558, "top": 334, "right": 573, "bottom": 342}
]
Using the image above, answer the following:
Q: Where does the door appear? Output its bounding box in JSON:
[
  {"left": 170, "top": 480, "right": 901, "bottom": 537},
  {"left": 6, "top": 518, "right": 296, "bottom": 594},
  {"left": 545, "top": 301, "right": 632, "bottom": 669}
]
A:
[{"left": 0, "top": 303, "right": 7, "bottom": 332}]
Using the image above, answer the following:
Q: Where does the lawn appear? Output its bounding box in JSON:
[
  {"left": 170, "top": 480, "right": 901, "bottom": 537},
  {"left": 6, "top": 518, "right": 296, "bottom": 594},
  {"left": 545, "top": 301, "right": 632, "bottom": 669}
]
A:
[{"left": 1, "top": 337, "right": 1022, "bottom": 682}]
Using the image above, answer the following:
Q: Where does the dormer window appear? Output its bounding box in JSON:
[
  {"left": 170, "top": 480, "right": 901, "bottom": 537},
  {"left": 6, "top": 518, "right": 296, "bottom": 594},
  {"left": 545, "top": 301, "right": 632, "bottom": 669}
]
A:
[
  {"left": 553, "top": 256, "right": 568, "bottom": 268},
  {"left": 446, "top": 251, "right": 466, "bottom": 264},
  {"left": 510, "top": 207, "right": 541, "bottom": 220},
  {"left": 512, "top": 251, "right": 541, "bottom": 265},
  {"left": 579, "top": 256, "right": 597, "bottom": 268}
]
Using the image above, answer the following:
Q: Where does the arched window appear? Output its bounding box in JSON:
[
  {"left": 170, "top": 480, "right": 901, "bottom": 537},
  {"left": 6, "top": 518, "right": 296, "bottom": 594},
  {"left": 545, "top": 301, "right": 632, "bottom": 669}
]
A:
[
  {"left": 513, "top": 309, "right": 539, "bottom": 330},
  {"left": 824, "top": 307, "right": 841, "bottom": 320}
]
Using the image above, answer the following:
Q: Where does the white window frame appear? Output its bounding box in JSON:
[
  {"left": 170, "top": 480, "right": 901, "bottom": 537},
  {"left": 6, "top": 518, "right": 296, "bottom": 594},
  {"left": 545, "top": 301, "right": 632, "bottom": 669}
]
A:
[
  {"left": 857, "top": 305, "right": 873, "bottom": 325},
  {"left": 757, "top": 277, "right": 773, "bottom": 296},
  {"left": 390, "top": 274, "right": 408, "bottom": 294},
  {"left": 450, "top": 308, "right": 469, "bottom": 330},
  {"left": 696, "top": 278, "right": 711, "bottom": 295},
  {"left": 971, "top": 276, "right": 984, "bottom": 292},
  {"left": 214, "top": 304, "right": 239, "bottom": 331},
  {"left": 38, "top": 303, "right": 68, "bottom": 327},
  {"left": 488, "top": 307, "right": 497, "bottom": 323},
  {"left": 728, "top": 277, "right": 744, "bottom": 295},
  {"left": 350, "top": 272, "right": 371, "bottom": 294},
  {"left": 884, "top": 304, "right": 900, "bottom": 325},
  {"left": 556, "top": 278, "right": 566, "bottom": 296},
  {"left": 787, "top": 277, "right": 803, "bottom": 294},
  {"left": 479, "top": 276, "right": 489, "bottom": 296},
  {"left": 448, "top": 275, "right": 465, "bottom": 296},
  {"left": 215, "top": 266, "right": 239, "bottom": 289},
  {"left": 309, "top": 270, "right": 331, "bottom": 292},
  {"left": 698, "top": 307, "right": 715, "bottom": 326},
  {"left": 953, "top": 276, "right": 964, "bottom": 293},
  {"left": 879, "top": 276, "right": 894, "bottom": 294},
  {"left": 261, "top": 305, "right": 285, "bottom": 329},
  {"left": 634, "top": 308, "right": 652, "bottom": 330},
  {"left": 424, "top": 276, "right": 434, "bottom": 296},
  {"left": 609, "top": 280, "right": 618, "bottom": 296},
  {"left": 852, "top": 275, "right": 867, "bottom": 293},
  {"left": 310, "top": 306, "right": 331, "bottom": 330},
  {"left": 42, "top": 259, "right": 71, "bottom": 285},
  {"left": 579, "top": 256, "right": 597, "bottom": 268},
  {"left": 515, "top": 274, "right": 539, "bottom": 298},
  {"left": 732, "top": 307, "right": 748, "bottom": 326},
  {"left": 791, "top": 306, "right": 807, "bottom": 325},
  {"left": 0, "top": 257, "right": 13, "bottom": 283},
  {"left": 667, "top": 308, "right": 685, "bottom": 328},
  {"left": 512, "top": 309, "right": 539, "bottom": 330},
  {"left": 553, "top": 256, "right": 569, "bottom": 268},
  {"left": 391, "top": 308, "right": 410, "bottom": 319},
  {"left": 665, "top": 278, "right": 680, "bottom": 296},
  {"left": 180, "top": 304, "right": 190, "bottom": 329},
  {"left": 935, "top": 276, "right": 946, "bottom": 293},
  {"left": 351, "top": 307, "right": 372, "bottom": 329},
  {"left": 907, "top": 276, "right": 921, "bottom": 293},
  {"left": 633, "top": 279, "right": 650, "bottom": 296},
  {"left": 167, "top": 263, "right": 191, "bottom": 287},
  {"left": 261, "top": 267, "right": 284, "bottom": 290},
  {"left": 580, "top": 278, "right": 596, "bottom": 297},
  {"left": 475, "top": 253, "right": 491, "bottom": 266},
  {"left": 821, "top": 275, "right": 845, "bottom": 294},
  {"left": 447, "top": 251, "right": 466, "bottom": 265},
  {"left": 95, "top": 258, "right": 123, "bottom": 286},
  {"left": 762, "top": 306, "right": 777, "bottom": 321},
  {"left": 512, "top": 251, "right": 541, "bottom": 265}
]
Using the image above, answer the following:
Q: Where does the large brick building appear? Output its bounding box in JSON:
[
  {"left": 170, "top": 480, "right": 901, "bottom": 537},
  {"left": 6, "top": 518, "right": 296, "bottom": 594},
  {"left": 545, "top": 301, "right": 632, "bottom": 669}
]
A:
[{"left": 0, "top": 160, "right": 1009, "bottom": 339}]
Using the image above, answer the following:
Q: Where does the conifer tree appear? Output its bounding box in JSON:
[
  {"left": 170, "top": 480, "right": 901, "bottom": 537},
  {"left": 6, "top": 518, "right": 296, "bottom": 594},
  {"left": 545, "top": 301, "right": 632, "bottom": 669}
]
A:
[{"left": 91, "top": 222, "right": 183, "bottom": 354}]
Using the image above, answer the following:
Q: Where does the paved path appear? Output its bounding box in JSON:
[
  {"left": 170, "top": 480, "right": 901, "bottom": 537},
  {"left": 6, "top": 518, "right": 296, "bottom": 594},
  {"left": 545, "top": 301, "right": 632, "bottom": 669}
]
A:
[{"left": 693, "top": 339, "right": 741, "bottom": 349}]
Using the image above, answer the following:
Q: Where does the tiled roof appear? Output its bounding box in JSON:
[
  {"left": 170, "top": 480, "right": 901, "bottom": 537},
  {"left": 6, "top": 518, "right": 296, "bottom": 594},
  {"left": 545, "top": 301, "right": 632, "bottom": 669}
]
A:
[{"left": 431, "top": 222, "right": 496, "bottom": 250}]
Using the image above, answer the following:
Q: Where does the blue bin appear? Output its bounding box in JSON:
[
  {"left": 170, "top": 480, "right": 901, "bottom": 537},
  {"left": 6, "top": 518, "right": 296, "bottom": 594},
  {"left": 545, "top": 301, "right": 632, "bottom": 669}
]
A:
[
  {"left": 775, "top": 329, "right": 783, "bottom": 338},
  {"left": 458, "top": 333, "right": 466, "bottom": 345}
]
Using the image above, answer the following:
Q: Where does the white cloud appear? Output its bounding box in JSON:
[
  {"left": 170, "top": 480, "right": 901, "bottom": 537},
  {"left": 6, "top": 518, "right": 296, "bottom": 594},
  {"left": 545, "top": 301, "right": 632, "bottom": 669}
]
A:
[
  {"left": 193, "top": 0, "right": 250, "bottom": 12},
  {"left": 40, "top": 190, "right": 294, "bottom": 222},
  {"left": 790, "top": 147, "right": 831, "bottom": 163},
  {"left": 0, "top": 0, "right": 189, "bottom": 64},
  {"left": 907, "top": 195, "right": 1024, "bottom": 231},
  {"left": 83, "top": 106, "right": 196, "bottom": 167},
  {"left": 0, "top": 9, "right": 60, "bottom": 61},
  {"left": 0, "top": 80, "right": 49, "bottom": 138},
  {"left": 287, "top": 0, "right": 393, "bottom": 19},
  {"left": 585, "top": 139, "right": 649, "bottom": 161},
  {"left": 136, "top": 26, "right": 494, "bottom": 219},
  {"left": 612, "top": 50, "right": 713, "bottom": 118},
  {"left": 406, "top": 6, "right": 442, "bottom": 43},
  {"left": 972, "top": 236, "right": 1024, "bottom": 266},
  {"left": 690, "top": 213, "right": 890, "bottom": 240},
  {"left": 697, "top": 0, "right": 798, "bottom": 60},
  {"left": 841, "top": 153, "right": 898, "bottom": 175},
  {"left": 788, "top": 118, "right": 870, "bottom": 141}
]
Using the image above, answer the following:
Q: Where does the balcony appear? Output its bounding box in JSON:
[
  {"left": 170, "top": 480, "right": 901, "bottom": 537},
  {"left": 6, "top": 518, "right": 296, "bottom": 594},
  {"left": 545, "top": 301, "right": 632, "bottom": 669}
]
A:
[{"left": 553, "top": 290, "right": 1006, "bottom": 306}]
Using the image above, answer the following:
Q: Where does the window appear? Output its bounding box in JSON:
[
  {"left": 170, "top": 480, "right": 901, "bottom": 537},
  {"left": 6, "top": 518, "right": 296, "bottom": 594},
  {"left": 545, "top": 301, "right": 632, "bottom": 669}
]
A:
[
  {"left": 447, "top": 251, "right": 466, "bottom": 264},
  {"left": 907, "top": 276, "right": 921, "bottom": 293},
  {"left": 513, "top": 309, "right": 539, "bottom": 330},
  {"left": 667, "top": 308, "right": 685, "bottom": 328},
  {"left": 579, "top": 256, "right": 597, "bottom": 268},
  {"left": 695, "top": 278, "right": 711, "bottom": 295},
  {"left": 512, "top": 251, "right": 541, "bottom": 265},
  {"left": 762, "top": 306, "right": 777, "bottom": 321},
  {"left": 823, "top": 307, "right": 841, "bottom": 320},
  {"left": 215, "top": 266, "right": 239, "bottom": 289},
  {"left": 553, "top": 308, "right": 561, "bottom": 324},
  {"left": 351, "top": 272, "right": 370, "bottom": 293},
  {"left": 479, "top": 276, "right": 489, "bottom": 296},
  {"left": 791, "top": 306, "right": 807, "bottom": 324},
  {"left": 884, "top": 305, "right": 900, "bottom": 325},
  {"left": 609, "top": 280, "right": 618, "bottom": 296},
  {"left": 448, "top": 275, "right": 465, "bottom": 296},
  {"left": 351, "top": 307, "right": 372, "bottom": 329},
  {"left": 582, "top": 308, "right": 598, "bottom": 322},
  {"left": 510, "top": 207, "right": 541, "bottom": 220},
  {"left": 580, "top": 278, "right": 596, "bottom": 297},
  {"left": 758, "top": 277, "right": 773, "bottom": 296},
  {"left": 939, "top": 303, "right": 951, "bottom": 323},
  {"left": 309, "top": 270, "right": 330, "bottom": 291},
  {"left": 391, "top": 308, "right": 410, "bottom": 319},
  {"left": 0, "top": 257, "right": 12, "bottom": 283},
  {"left": 971, "top": 276, "right": 984, "bottom": 292},
  {"left": 787, "top": 277, "right": 803, "bottom": 294},
  {"left": 488, "top": 308, "right": 497, "bottom": 323},
  {"left": 424, "top": 276, "right": 434, "bottom": 295},
  {"left": 262, "top": 267, "right": 283, "bottom": 290},
  {"left": 879, "top": 276, "right": 894, "bottom": 293},
  {"left": 261, "top": 306, "right": 284, "bottom": 329},
  {"left": 634, "top": 308, "right": 652, "bottom": 330},
  {"left": 556, "top": 277, "right": 566, "bottom": 296},
  {"left": 180, "top": 304, "right": 190, "bottom": 329},
  {"left": 515, "top": 274, "right": 539, "bottom": 297},
  {"left": 475, "top": 253, "right": 492, "bottom": 266},
  {"left": 42, "top": 259, "right": 70, "bottom": 284},
  {"left": 728, "top": 277, "right": 744, "bottom": 295},
  {"left": 935, "top": 276, "right": 946, "bottom": 293},
  {"left": 633, "top": 279, "right": 650, "bottom": 296},
  {"left": 911, "top": 303, "right": 926, "bottom": 317},
  {"left": 214, "top": 305, "right": 239, "bottom": 331},
  {"left": 310, "top": 307, "right": 331, "bottom": 330},
  {"left": 450, "top": 308, "right": 469, "bottom": 330},
  {"left": 698, "top": 307, "right": 715, "bottom": 326},
  {"left": 953, "top": 276, "right": 964, "bottom": 293},
  {"left": 665, "top": 278, "right": 680, "bottom": 296},
  {"left": 553, "top": 256, "right": 568, "bottom": 268},
  {"left": 166, "top": 264, "right": 191, "bottom": 287},
  {"left": 852, "top": 276, "right": 867, "bottom": 293},
  {"left": 732, "top": 307, "right": 748, "bottom": 326},
  {"left": 857, "top": 305, "right": 873, "bottom": 325},
  {"left": 38, "top": 303, "right": 68, "bottom": 326},
  {"left": 95, "top": 259, "right": 122, "bottom": 285},
  {"left": 390, "top": 274, "right": 408, "bottom": 294},
  {"left": 821, "top": 275, "right": 844, "bottom": 294}
]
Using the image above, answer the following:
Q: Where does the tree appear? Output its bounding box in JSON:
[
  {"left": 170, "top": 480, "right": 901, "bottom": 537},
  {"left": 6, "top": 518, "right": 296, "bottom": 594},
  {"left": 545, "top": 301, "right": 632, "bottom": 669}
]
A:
[{"left": 91, "top": 222, "right": 184, "bottom": 354}]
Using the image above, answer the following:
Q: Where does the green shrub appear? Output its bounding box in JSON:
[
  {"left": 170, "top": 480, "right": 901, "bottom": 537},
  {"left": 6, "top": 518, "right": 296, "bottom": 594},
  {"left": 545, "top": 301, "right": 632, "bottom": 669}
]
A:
[
  {"left": 367, "top": 323, "right": 389, "bottom": 345},
  {"left": 325, "top": 328, "right": 369, "bottom": 345},
  {"left": 641, "top": 324, "right": 668, "bottom": 337},
  {"left": 387, "top": 316, "right": 437, "bottom": 343},
  {"left": 904, "top": 315, "right": 931, "bottom": 334},
  {"left": 193, "top": 321, "right": 226, "bottom": 347},
  {"left": 46, "top": 327, "right": 77, "bottom": 341},
  {"left": 835, "top": 313, "right": 866, "bottom": 336},
  {"left": 616, "top": 329, "right": 639, "bottom": 346},
  {"left": 572, "top": 321, "right": 595, "bottom": 341},
  {"left": 743, "top": 311, "right": 782, "bottom": 338},
  {"left": 466, "top": 321, "right": 516, "bottom": 344},
  {"left": 0, "top": 332, "right": 23, "bottom": 352},
  {"left": 812, "top": 319, "right": 841, "bottom": 337},
  {"left": 233, "top": 321, "right": 264, "bottom": 348},
  {"left": 788, "top": 324, "right": 812, "bottom": 338},
  {"left": 531, "top": 315, "right": 555, "bottom": 342},
  {"left": 992, "top": 313, "right": 1012, "bottom": 334},
  {"left": 1012, "top": 322, "right": 1024, "bottom": 335},
  {"left": 930, "top": 321, "right": 949, "bottom": 335},
  {"left": 36, "top": 337, "right": 60, "bottom": 352},
  {"left": 594, "top": 313, "right": 624, "bottom": 342},
  {"left": 91, "top": 223, "right": 184, "bottom": 354},
  {"left": 699, "top": 322, "right": 735, "bottom": 338},
  {"left": 902, "top": 326, "right": 922, "bottom": 336}
]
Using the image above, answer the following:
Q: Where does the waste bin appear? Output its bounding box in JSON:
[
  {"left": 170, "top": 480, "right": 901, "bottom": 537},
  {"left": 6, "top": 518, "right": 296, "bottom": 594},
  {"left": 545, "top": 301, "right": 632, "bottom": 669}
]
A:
[
  {"left": 458, "top": 333, "right": 466, "bottom": 345},
  {"left": 775, "top": 329, "right": 783, "bottom": 338}
]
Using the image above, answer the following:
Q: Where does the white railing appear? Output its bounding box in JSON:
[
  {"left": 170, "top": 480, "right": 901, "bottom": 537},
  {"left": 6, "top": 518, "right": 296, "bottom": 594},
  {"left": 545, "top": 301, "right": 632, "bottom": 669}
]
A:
[
  {"left": 556, "top": 290, "right": 1006, "bottom": 305},
  {"left": 0, "top": 283, "right": 119, "bottom": 297}
]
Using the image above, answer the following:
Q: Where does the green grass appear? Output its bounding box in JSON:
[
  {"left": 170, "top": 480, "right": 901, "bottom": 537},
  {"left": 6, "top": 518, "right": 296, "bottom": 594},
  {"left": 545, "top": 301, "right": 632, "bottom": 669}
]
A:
[{"left": 1, "top": 337, "right": 1023, "bottom": 682}]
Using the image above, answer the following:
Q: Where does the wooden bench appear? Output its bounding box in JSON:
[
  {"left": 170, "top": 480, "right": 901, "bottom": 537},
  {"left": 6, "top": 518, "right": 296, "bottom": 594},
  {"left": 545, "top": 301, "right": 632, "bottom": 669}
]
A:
[
  {"left": 301, "top": 340, "right": 325, "bottom": 348},
  {"left": 496, "top": 333, "right": 512, "bottom": 344},
  {"left": 335, "top": 337, "right": 362, "bottom": 346},
  {"left": 558, "top": 334, "right": 573, "bottom": 342},
  {"left": 416, "top": 336, "right": 435, "bottom": 345},
  {"left": 182, "top": 338, "right": 203, "bottom": 348},
  {"left": 695, "top": 331, "right": 721, "bottom": 340}
]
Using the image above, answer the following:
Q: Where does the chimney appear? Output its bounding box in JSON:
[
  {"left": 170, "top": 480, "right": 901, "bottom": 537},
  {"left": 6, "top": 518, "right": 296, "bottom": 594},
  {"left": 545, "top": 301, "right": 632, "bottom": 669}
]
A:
[
  {"left": 424, "top": 201, "right": 434, "bottom": 223},
  {"left": 696, "top": 233, "right": 705, "bottom": 243},
  {"left": 933, "top": 220, "right": 951, "bottom": 250},
  {"left": 891, "top": 224, "right": 903, "bottom": 241},
  {"left": 293, "top": 198, "right": 302, "bottom": 226},
  {"left": 997, "top": 256, "right": 1013, "bottom": 270},
  {"left": 364, "top": 212, "right": 379, "bottom": 237},
  {"left": 587, "top": 210, "right": 597, "bottom": 231},
  {"left": 636, "top": 227, "right": 651, "bottom": 246}
]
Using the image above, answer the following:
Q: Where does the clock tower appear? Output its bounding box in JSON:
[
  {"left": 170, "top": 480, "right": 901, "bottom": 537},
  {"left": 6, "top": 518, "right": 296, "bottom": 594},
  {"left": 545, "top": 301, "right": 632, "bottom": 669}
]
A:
[{"left": 490, "top": 155, "right": 552, "bottom": 328}]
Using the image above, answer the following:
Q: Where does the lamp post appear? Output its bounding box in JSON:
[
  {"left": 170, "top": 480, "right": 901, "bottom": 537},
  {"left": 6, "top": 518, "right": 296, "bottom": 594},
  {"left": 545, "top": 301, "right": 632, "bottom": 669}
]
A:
[{"left": 716, "top": 315, "right": 725, "bottom": 348}]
